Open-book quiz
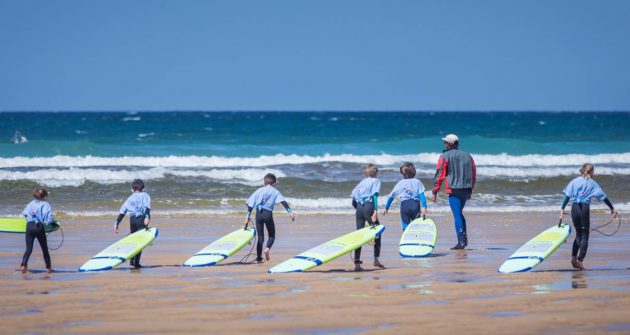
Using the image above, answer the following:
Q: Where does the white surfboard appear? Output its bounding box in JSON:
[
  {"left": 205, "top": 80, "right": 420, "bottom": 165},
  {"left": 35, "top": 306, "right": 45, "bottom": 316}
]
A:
[
  {"left": 399, "top": 217, "right": 437, "bottom": 257},
  {"left": 269, "top": 224, "right": 385, "bottom": 273},
  {"left": 79, "top": 227, "right": 158, "bottom": 272},
  {"left": 183, "top": 227, "right": 256, "bottom": 267},
  {"left": 498, "top": 223, "right": 571, "bottom": 273}
]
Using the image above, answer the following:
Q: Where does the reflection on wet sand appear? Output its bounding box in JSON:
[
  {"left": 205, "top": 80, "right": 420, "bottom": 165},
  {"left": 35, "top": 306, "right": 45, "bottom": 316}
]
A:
[{"left": 0, "top": 213, "right": 629, "bottom": 334}]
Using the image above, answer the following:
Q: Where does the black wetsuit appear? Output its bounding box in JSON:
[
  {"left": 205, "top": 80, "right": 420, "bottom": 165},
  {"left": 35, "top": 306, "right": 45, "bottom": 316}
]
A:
[
  {"left": 248, "top": 201, "right": 291, "bottom": 262},
  {"left": 129, "top": 216, "right": 146, "bottom": 266},
  {"left": 255, "top": 209, "right": 275, "bottom": 261},
  {"left": 562, "top": 193, "right": 614, "bottom": 262},
  {"left": 115, "top": 208, "right": 150, "bottom": 267},
  {"left": 353, "top": 202, "right": 381, "bottom": 263},
  {"left": 21, "top": 221, "right": 51, "bottom": 269},
  {"left": 571, "top": 202, "right": 591, "bottom": 262}
]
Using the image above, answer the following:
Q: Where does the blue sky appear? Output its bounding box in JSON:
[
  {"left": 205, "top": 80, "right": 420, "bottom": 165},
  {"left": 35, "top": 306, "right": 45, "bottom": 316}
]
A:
[{"left": 1, "top": 1, "right": 629, "bottom": 111}]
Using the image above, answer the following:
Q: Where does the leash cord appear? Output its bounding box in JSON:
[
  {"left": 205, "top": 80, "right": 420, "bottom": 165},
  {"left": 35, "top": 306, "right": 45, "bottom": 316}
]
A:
[
  {"left": 591, "top": 214, "right": 622, "bottom": 237},
  {"left": 240, "top": 239, "right": 257, "bottom": 263},
  {"left": 47, "top": 226, "right": 64, "bottom": 250}
]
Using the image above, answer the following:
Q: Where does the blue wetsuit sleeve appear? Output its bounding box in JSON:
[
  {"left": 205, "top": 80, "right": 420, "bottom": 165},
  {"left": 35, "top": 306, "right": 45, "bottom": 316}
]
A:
[
  {"left": 385, "top": 197, "right": 394, "bottom": 210},
  {"left": 144, "top": 208, "right": 150, "bottom": 219},
  {"left": 372, "top": 193, "right": 379, "bottom": 210},
  {"left": 246, "top": 205, "right": 253, "bottom": 218},
  {"left": 418, "top": 193, "right": 427, "bottom": 208},
  {"left": 561, "top": 195, "right": 569, "bottom": 210}
]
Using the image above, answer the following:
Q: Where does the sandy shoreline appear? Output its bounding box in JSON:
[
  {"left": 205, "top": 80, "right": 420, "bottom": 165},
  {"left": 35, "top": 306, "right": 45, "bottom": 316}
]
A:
[{"left": 1, "top": 212, "right": 629, "bottom": 334}]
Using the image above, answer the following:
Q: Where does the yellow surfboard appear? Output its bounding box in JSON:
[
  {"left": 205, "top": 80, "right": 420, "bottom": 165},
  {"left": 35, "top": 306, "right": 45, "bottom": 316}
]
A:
[
  {"left": 498, "top": 223, "right": 571, "bottom": 273},
  {"left": 0, "top": 217, "right": 60, "bottom": 234},
  {"left": 183, "top": 227, "right": 255, "bottom": 267},
  {"left": 79, "top": 227, "right": 158, "bottom": 272},
  {"left": 269, "top": 224, "right": 385, "bottom": 273}
]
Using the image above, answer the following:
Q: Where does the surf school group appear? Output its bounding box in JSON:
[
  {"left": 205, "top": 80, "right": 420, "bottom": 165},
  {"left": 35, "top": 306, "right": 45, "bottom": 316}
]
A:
[{"left": 11, "top": 134, "right": 619, "bottom": 274}]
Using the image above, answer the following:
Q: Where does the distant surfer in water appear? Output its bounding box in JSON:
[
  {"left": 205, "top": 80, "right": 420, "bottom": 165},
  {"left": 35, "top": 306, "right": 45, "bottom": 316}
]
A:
[
  {"left": 560, "top": 163, "right": 618, "bottom": 271},
  {"left": 12, "top": 130, "right": 28, "bottom": 144},
  {"left": 114, "top": 179, "right": 151, "bottom": 269},
  {"left": 21, "top": 188, "right": 57, "bottom": 274},
  {"left": 351, "top": 163, "right": 385, "bottom": 271},
  {"left": 244, "top": 173, "right": 295, "bottom": 263},
  {"left": 383, "top": 162, "right": 428, "bottom": 230},
  {"left": 431, "top": 134, "right": 476, "bottom": 250}
]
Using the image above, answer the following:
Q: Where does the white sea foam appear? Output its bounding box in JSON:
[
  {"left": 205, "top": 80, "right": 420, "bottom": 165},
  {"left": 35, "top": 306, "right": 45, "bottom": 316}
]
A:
[
  {"left": 0, "top": 165, "right": 627, "bottom": 186},
  {"left": 55, "top": 200, "right": 630, "bottom": 217},
  {"left": 0, "top": 167, "right": 285, "bottom": 187},
  {"left": 476, "top": 166, "right": 630, "bottom": 178},
  {"left": 1, "top": 152, "right": 630, "bottom": 169},
  {"left": 284, "top": 196, "right": 630, "bottom": 214}
]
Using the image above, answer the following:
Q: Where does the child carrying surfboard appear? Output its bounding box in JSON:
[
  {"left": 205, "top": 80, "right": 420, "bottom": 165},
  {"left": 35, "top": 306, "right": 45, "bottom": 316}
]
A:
[
  {"left": 351, "top": 163, "right": 385, "bottom": 271},
  {"left": 20, "top": 188, "right": 58, "bottom": 273},
  {"left": 114, "top": 179, "right": 151, "bottom": 269},
  {"left": 382, "top": 162, "right": 428, "bottom": 231},
  {"left": 244, "top": 173, "right": 295, "bottom": 263},
  {"left": 560, "top": 163, "right": 618, "bottom": 271}
]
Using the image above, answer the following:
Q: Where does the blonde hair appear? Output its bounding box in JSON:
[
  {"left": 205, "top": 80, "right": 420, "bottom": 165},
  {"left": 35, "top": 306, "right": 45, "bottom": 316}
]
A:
[
  {"left": 579, "top": 163, "right": 594, "bottom": 179},
  {"left": 363, "top": 163, "right": 378, "bottom": 178}
]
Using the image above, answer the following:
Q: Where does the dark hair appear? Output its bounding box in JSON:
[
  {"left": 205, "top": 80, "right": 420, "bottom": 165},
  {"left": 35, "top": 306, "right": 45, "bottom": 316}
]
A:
[
  {"left": 400, "top": 162, "right": 416, "bottom": 179},
  {"left": 263, "top": 173, "right": 277, "bottom": 185},
  {"left": 446, "top": 141, "right": 459, "bottom": 149},
  {"left": 33, "top": 188, "right": 48, "bottom": 200},
  {"left": 132, "top": 179, "right": 145, "bottom": 191}
]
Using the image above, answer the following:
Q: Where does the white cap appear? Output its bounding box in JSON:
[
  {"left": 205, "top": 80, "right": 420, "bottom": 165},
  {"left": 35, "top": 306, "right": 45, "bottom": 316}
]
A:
[{"left": 441, "top": 134, "right": 459, "bottom": 144}]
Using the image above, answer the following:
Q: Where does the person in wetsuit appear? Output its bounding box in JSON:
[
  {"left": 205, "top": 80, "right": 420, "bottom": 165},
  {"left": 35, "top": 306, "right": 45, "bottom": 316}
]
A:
[
  {"left": 560, "top": 163, "right": 618, "bottom": 271},
  {"left": 431, "top": 134, "right": 476, "bottom": 250},
  {"left": 244, "top": 173, "right": 295, "bottom": 263},
  {"left": 114, "top": 179, "right": 151, "bottom": 269},
  {"left": 20, "top": 188, "right": 57, "bottom": 273},
  {"left": 383, "top": 162, "right": 428, "bottom": 231},
  {"left": 351, "top": 163, "right": 385, "bottom": 271}
]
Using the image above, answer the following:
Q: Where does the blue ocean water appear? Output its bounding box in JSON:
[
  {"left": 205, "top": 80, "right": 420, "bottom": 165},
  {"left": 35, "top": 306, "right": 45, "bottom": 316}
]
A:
[
  {"left": 1, "top": 112, "right": 629, "bottom": 157},
  {"left": 0, "top": 112, "right": 628, "bottom": 216}
]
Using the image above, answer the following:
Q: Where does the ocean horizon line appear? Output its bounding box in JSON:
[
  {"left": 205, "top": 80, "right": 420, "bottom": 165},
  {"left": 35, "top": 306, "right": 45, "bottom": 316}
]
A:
[{"left": 1, "top": 110, "right": 629, "bottom": 114}]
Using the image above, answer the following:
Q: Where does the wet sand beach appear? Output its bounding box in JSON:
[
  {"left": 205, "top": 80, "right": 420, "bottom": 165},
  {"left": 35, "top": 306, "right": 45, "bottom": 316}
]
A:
[{"left": 1, "top": 212, "right": 629, "bottom": 334}]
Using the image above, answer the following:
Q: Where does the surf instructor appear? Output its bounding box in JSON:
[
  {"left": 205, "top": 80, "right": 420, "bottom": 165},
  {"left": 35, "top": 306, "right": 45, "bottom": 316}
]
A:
[{"left": 431, "top": 134, "right": 476, "bottom": 250}]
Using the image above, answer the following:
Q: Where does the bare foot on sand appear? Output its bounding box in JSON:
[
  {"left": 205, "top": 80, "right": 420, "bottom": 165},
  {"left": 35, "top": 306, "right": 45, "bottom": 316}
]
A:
[
  {"left": 264, "top": 248, "right": 271, "bottom": 261},
  {"left": 571, "top": 257, "right": 580, "bottom": 269}
]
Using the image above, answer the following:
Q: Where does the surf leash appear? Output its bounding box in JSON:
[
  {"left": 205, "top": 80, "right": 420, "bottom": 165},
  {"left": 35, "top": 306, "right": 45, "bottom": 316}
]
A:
[
  {"left": 47, "top": 224, "right": 64, "bottom": 250},
  {"left": 237, "top": 218, "right": 258, "bottom": 263},
  {"left": 591, "top": 214, "right": 622, "bottom": 237},
  {"left": 239, "top": 241, "right": 257, "bottom": 263},
  {"left": 240, "top": 218, "right": 256, "bottom": 263},
  {"left": 414, "top": 212, "right": 427, "bottom": 220}
]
